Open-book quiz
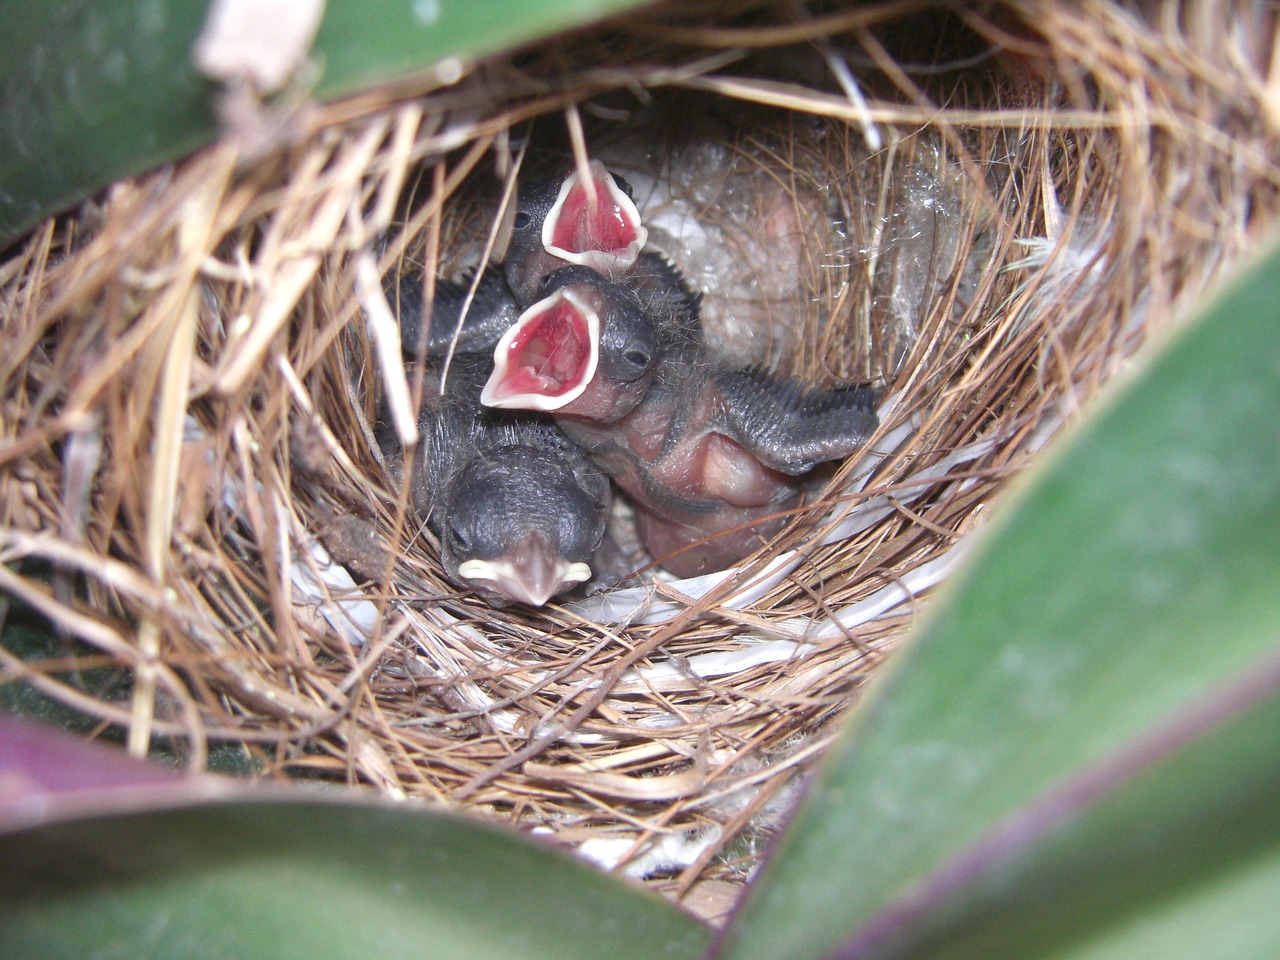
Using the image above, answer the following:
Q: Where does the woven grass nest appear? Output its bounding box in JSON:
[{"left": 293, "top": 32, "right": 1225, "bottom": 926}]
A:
[{"left": 2, "top": 0, "right": 1277, "bottom": 919}]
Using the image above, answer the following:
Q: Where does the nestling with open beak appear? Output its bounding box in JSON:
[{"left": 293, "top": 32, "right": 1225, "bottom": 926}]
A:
[
  {"left": 480, "top": 261, "right": 697, "bottom": 420},
  {"left": 482, "top": 266, "right": 880, "bottom": 578},
  {"left": 384, "top": 349, "right": 611, "bottom": 607},
  {"left": 503, "top": 159, "right": 649, "bottom": 305}
]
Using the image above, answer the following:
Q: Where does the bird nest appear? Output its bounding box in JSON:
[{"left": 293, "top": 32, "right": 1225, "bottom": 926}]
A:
[{"left": 2, "top": 0, "right": 1277, "bottom": 921}]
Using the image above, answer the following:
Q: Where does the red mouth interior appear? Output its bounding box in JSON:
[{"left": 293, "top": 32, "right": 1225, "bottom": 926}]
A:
[
  {"left": 500, "top": 299, "right": 592, "bottom": 398},
  {"left": 550, "top": 177, "right": 638, "bottom": 255}
]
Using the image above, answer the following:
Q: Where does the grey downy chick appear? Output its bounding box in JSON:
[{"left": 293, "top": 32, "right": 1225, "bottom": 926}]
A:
[{"left": 384, "top": 288, "right": 611, "bottom": 606}]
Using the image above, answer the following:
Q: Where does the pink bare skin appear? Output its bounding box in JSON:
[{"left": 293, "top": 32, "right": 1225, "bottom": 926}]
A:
[{"left": 555, "top": 375, "right": 804, "bottom": 577}]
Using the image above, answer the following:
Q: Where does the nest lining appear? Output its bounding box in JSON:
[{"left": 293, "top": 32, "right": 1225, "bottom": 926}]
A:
[{"left": 2, "top": 0, "right": 1278, "bottom": 917}]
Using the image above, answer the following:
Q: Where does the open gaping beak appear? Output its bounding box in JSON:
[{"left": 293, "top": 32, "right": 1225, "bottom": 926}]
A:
[
  {"left": 542, "top": 160, "right": 648, "bottom": 273},
  {"left": 481, "top": 287, "right": 600, "bottom": 411}
]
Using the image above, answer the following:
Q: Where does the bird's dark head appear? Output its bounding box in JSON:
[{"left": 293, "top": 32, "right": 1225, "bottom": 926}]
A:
[
  {"left": 438, "top": 444, "right": 609, "bottom": 607},
  {"left": 541, "top": 266, "right": 658, "bottom": 386},
  {"left": 503, "top": 160, "right": 647, "bottom": 305},
  {"left": 481, "top": 267, "right": 659, "bottom": 422}
]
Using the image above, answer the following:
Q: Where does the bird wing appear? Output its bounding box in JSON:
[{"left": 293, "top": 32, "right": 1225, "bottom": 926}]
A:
[{"left": 712, "top": 367, "right": 880, "bottom": 475}]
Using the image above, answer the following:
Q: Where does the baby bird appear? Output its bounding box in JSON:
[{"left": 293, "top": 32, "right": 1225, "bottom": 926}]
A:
[
  {"left": 386, "top": 294, "right": 611, "bottom": 606},
  {"left": 481, "top": 268, "right": 879, "bottom": 578},
  {"left": 482, "top": 254, "right": 701, "bottom": 408},
  {"left": 503, "top": 160, "right": 648, "bottom": 305}
]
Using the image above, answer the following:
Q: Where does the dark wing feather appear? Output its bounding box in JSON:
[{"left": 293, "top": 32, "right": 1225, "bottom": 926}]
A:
[{"left": 714, "top": 367, "right": 880, "bottom": 474}]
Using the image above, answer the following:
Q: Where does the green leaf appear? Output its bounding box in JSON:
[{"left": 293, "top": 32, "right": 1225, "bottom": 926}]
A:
[
  {"left": 2, "top": 802, "right": 709, "bottom": 960},
  {"left": 846, "top": 671, "right": 1280, "bottom": 960},
  {"left": 712, "top": 236, "right": 1280, "bottom": 960},
  {"left": 312, "top": 0, "right": 651, "bottom": 101},
  {"left": 0, "top": 723, "right": 709, "bottom": 960},
  {"left": 0, "top": 0, "right": 653, "bottom": 245}
]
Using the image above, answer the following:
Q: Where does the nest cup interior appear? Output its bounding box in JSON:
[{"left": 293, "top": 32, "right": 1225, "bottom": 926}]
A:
[{"left": 2, "top": 0, "right": 1275, "bottom": 918}]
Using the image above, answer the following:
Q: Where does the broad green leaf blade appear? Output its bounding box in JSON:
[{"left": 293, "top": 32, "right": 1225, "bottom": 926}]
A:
[
  {"left": 0, "top": 719, "right": 708, "bottom": 960},
  {"left": 713, "top": 236, "right": 1280, "bottom": 960},
  {"left": 834, "top": 662, "right": 1280, "bottom": 960},
  {"left": 2, "top": 801, "right": 709, "bottom": 960},
  {"left": 312, "top": 0, "right": 650, "bottom": 101},
  {"left": 0, "top": 0, "right": 653, "bottom": 245},
  {"left": 0, "top": 0, "right": 214, "bottom": 244}
]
